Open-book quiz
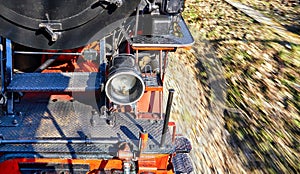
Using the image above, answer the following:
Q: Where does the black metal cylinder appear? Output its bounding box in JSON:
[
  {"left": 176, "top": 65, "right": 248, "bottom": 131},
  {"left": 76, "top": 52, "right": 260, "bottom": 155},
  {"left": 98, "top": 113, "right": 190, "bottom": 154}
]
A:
[
  {"left": 160, "top": 89, "right": 175, "bottom": 147},
  {"left": 0, "top": 0, "right": 141, "bottom": 50}
]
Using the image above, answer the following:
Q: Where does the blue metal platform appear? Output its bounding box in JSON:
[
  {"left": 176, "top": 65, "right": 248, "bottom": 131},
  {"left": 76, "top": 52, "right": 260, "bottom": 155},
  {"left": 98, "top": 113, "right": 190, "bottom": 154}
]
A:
[{"left": 7, "top": 72, "right": 103, "bottom": 92}]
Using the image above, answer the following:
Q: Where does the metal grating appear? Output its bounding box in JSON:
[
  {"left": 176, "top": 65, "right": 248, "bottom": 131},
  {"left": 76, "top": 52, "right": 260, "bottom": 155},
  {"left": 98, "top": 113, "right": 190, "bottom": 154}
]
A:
[
  {"left": 7, "top": 72, "right": 103, "bottom": 92},
  {"left": 172, "top": 153, "right": 194, "bottom": 174},
  {"left": 112, "top": 112, "right": 174, "bottom": 153},
  {"left": 0, "top": 100, "right": 115, "bottom": 139},
  {"left": 0, "top": 95, "right": 174, "bottom": 157}
]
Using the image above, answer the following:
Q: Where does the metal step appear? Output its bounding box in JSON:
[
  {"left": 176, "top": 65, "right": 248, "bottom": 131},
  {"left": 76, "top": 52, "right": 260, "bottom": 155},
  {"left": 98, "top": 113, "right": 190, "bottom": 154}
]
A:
[
  {"left": 172, "top": 153, "right": 194, "bottom": 174},
  {"left": 175, "top": 136, "right": 192, "bottom": 153},
  {"left": 7, "top": 72, "right": 103, "bottom": 92}
]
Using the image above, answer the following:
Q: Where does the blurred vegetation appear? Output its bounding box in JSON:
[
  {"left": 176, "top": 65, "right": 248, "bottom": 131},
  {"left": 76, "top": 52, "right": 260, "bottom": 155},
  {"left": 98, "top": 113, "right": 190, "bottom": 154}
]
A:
[
  {"left": 238, "top": 0, "right": 300, "bottom": 35},
  {"left": 181, "top": 0, "right": 300, "bottom": 173}
]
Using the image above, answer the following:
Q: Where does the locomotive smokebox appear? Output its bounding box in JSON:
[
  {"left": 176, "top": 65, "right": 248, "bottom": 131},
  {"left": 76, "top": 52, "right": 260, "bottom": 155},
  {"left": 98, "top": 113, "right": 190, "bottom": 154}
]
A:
[
  {"left": 105, "top": 54, "right": 145, "bottom": 105},
  {"left": 0, "top": 0, "right": 140, "bottom": 50}
]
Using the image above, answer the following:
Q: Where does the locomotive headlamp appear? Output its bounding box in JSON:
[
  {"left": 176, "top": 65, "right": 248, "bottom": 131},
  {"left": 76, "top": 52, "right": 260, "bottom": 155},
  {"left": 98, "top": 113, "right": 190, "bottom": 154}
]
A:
[
  {"left": 105, "top": 55, "right": 145, "bottom": 105},
  {"left": 163, "top": 0, "right": 185, "bottom": 14},
  {"left": 111, "top": 74, "right": 137, "bottom": 96}
]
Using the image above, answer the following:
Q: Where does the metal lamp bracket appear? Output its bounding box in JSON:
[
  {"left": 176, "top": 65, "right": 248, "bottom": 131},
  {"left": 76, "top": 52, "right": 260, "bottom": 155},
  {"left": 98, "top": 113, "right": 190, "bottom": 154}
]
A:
[{"left": 39, "top": 23, "right": 62, "bottom": 42}]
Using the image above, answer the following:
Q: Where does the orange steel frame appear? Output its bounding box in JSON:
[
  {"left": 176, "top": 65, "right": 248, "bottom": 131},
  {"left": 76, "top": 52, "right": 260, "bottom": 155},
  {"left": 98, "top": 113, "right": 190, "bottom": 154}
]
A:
[{"left": 0, "top": 154, "right": 175, "bottom": 174}]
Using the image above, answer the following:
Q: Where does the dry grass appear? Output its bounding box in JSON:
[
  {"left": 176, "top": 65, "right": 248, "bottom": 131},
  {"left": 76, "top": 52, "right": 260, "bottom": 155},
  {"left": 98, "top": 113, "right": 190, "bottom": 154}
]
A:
[{"left": 165, "top": 0, "right": 300, "bottom": 173}]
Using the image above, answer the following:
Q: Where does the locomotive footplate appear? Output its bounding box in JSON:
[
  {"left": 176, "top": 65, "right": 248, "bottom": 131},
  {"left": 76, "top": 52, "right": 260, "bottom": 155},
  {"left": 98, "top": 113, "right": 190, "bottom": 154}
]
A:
[
  {"left": 0, "top": 93, "right": 174, "bottom": 160},
  {"left": 132, "top": 15, "right": 194, "bottom": 48}
]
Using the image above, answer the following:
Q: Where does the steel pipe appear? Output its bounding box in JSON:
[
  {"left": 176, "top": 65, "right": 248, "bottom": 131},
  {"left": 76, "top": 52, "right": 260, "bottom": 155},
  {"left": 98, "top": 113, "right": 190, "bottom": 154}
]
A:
[
  {"left": 14, "top": 51, "right": 82, "bottom": 56},
  {"left": 160, "top": 89, "right": 175, "bottom": 147}
]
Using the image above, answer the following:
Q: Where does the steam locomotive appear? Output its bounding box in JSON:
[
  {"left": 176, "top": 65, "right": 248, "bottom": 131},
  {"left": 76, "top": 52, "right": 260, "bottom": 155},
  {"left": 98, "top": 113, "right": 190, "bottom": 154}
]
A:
[{"left": 0, "top": 0, "right": 194, "bottom": 173}]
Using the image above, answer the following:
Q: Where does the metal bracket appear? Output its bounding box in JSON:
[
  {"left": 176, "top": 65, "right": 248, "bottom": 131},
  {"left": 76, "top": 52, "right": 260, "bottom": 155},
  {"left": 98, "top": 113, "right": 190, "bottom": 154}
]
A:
[
  {"left": 120, "top": 25, "right": 133, "bottom": 45},
  {"left": 39, "top": 23, "right": 62, "bottom": 42},
  {"left": 0, "top": 43, "right": 5, "bottom": 96},
  {"left": 82, "top": 49, "right": 98, "bottom": 61},
  {"left": 0, "top": 113, "right": 23, "bottom": 127},
  {"left": 103, "top": 0, "right": 124, "bottom": 7}
]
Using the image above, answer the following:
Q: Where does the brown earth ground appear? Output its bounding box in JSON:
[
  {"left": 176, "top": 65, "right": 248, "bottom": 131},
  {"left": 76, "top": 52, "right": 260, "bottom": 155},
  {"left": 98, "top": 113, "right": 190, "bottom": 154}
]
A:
[{"left": 164, "top": 0, "right": 300, "bottom": 173}]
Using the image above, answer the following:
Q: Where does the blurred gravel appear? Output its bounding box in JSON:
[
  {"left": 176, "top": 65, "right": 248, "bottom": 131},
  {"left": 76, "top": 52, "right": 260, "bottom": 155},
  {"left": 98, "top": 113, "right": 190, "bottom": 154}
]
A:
[
  {"left": 164, "top": 40, "right": 247, "bottom": 173},
  {"left": 164, "top": 0, "right": 300, "bottom": 173}
]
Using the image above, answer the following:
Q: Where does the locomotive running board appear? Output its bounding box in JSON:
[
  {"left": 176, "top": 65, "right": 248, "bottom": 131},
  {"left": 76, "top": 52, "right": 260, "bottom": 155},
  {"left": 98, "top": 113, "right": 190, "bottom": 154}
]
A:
[
  {"left": 0, "top": 94, "right": 174, "bottom": 159},
  {"left": 131, "top": 15, "right": 194, "bottom": 48},
  {"left": 7, "top": 72, "right": 103, "bottom": 92}
]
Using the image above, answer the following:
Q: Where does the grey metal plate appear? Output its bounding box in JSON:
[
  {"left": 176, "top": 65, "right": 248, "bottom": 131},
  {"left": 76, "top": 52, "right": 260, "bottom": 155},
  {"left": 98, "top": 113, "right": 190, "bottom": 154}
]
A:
[
  {"left": 132, "top": 16, "right": 194, "bottom": 47},
  {"left": 112, "top": 113, "right": 174, "bottom": 153},
  {"left": 7, "top": 72, "right": 103, "bottom": 92},
  {"left": 0, "top": 95, "right": 174, "bottom": 157}
]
